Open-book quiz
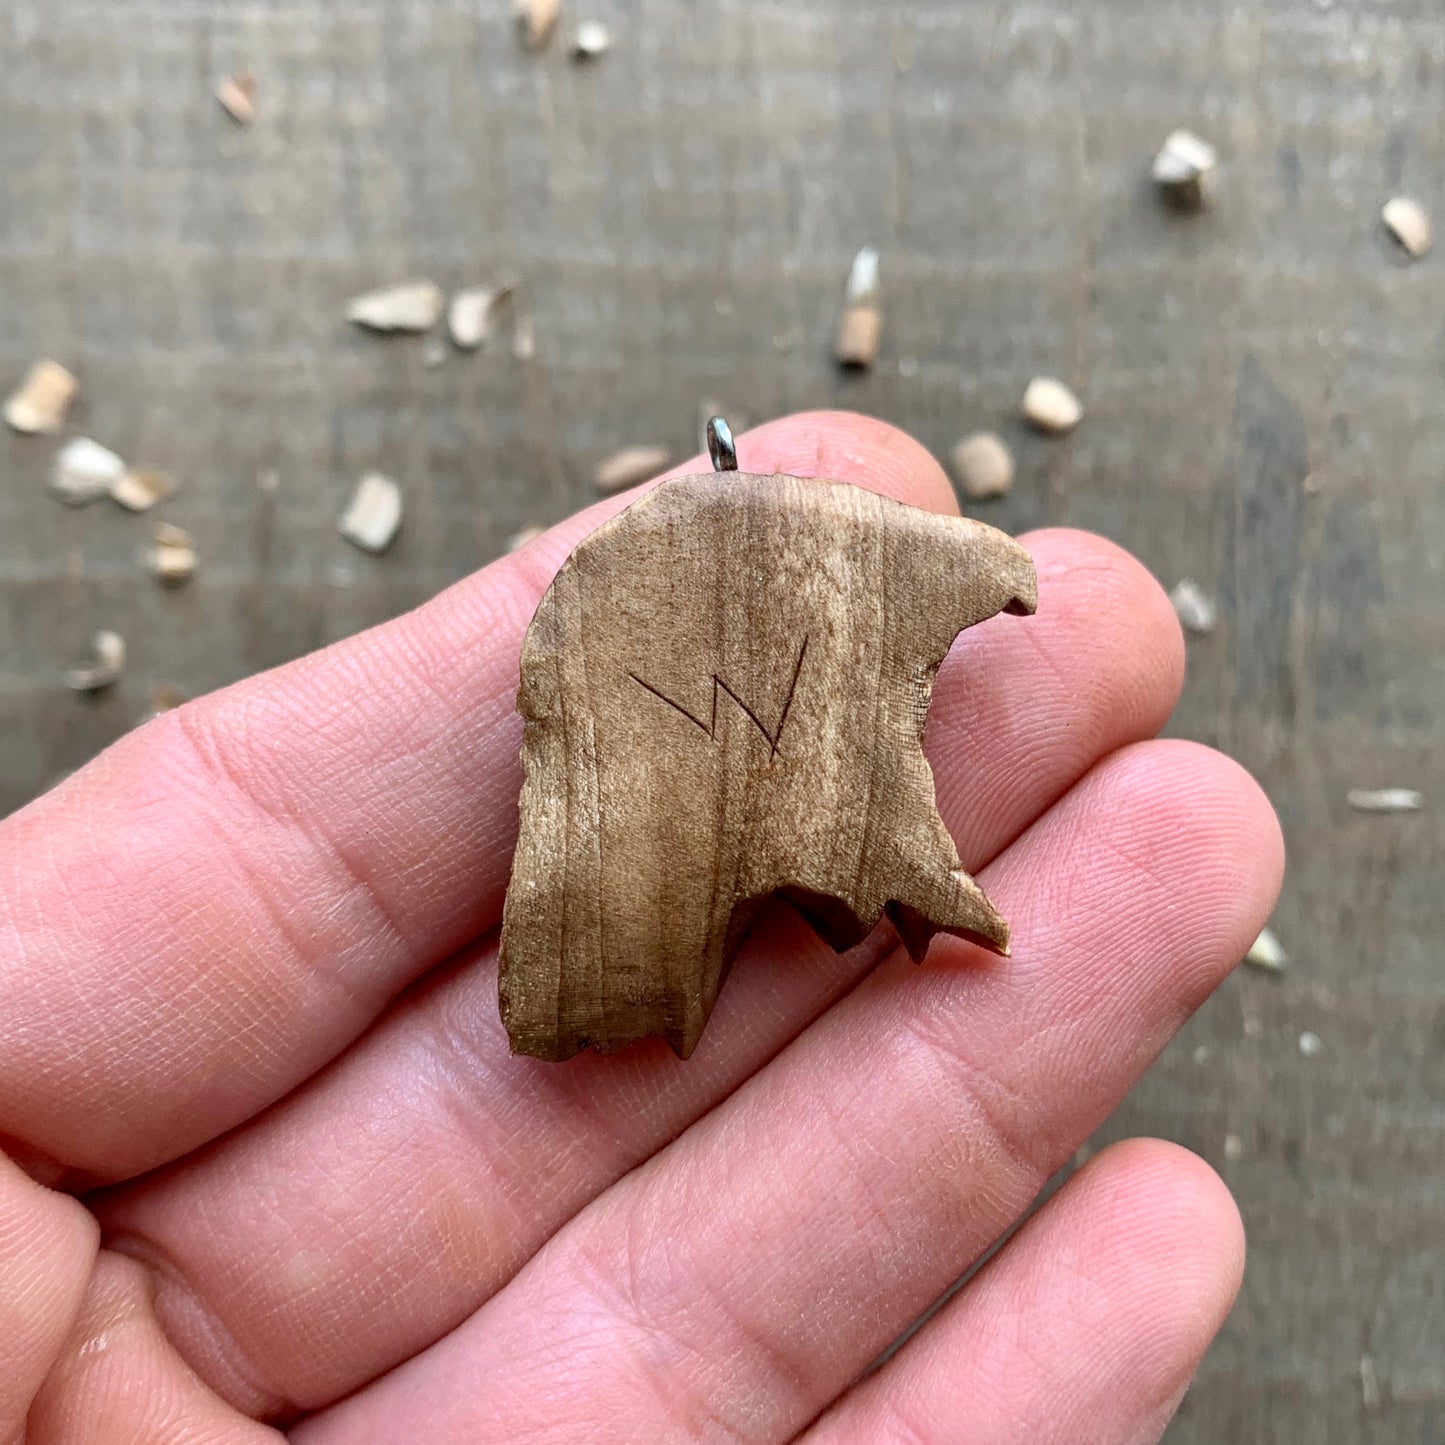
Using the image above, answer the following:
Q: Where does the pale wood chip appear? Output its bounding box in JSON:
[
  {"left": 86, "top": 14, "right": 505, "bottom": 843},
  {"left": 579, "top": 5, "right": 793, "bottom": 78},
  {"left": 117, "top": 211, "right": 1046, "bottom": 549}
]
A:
[
  {"left": 1022, "top": 377, "right": 1083, "bottom": 433},
  {"left": 347, "top": 281, "right": 444, "bottom": 333},
  {"left": 1382, "top": 196, "right": 1432, "bottom": 258},
  {"left": 844, "top": 246, "right": 881, "bottom": 305},
  {"left": 4, "top": 360, "right": 78, "bottom": 435},
  {"left": 515, "top": 0, "right": 560, "bottom": 50},
  {"left": 147, "top": 523, "right": 197, "bottom": 585},
  {"left": 1298, "top": 1030, "right": 1323, "bottom": 1058},
  {"left": 508, "top": 524, "right": 546, "bottom": 552},
  {"left": 111, "top": 467, "right": 174, "bottom": 512},
  {"left": 1347, "top": 787, "right": 1423, "bottom": 813},
  {"left": 216, "top": 72, "right": 256, "bottom": 125},
  {"left": 1152, "top": 128, "right": 1217, "bottom": 206},
  {"left": 1223, "top": 1132, "right": 1243, "bottom": 1161},
  {"left": 594, "top": 445, "right": 671, "bottom": 494},
  {"left": 339, "top": 472, "right": 403, "bottom": 553},
  {"left": 52, "top": 437, "right": 126, "bottom": 506},
  {"left": 1244, "top": 926, "right": 1287, "bottom": 973},
  {"left": 448, "top": 283, "right": 514, "bottom": 349},
  {"left": 1169, "top": 578, "right": 1218, "bottom": 635},
  {"left": 572, "top": 21, "right": 611, "bottom": 58},
  {"left": 64, "top": 630, "right": 125, "bottom": 692},
  {"left": 950, "top": 432, "right": 1015, "bottom": 500}
]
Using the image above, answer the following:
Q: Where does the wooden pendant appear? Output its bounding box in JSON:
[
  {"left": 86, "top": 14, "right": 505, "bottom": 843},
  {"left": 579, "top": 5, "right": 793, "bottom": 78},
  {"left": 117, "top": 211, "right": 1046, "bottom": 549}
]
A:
[{"left": 500, "top": 428, "right": 1038, "bottom": 1062}]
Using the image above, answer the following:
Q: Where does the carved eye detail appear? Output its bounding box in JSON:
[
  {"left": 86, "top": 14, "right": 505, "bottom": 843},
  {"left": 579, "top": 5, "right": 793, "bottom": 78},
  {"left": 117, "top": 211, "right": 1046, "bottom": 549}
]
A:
[{"left": 499, "top": 469, "right": 1037, "bottom": 1062}]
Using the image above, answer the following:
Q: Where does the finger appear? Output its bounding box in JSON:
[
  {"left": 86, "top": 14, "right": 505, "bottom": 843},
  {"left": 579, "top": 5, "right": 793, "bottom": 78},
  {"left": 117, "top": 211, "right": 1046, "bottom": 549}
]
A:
[
  {"left": 26, "top": 1252, "right": 283, "bottom": 1445},
  {"left": 0, "top": 411, "right": 955, "bottom": 1185},
  {"left": 0, "top": 1154, "right": 97, "bottom": 1440},
  {"left": 800, "top": 1140, "right": 1245, "bottom": 1445},
  {"left": 286, "top": 739, "right": 1285, "bottom": 1444},
  {"left": 99, "top": 529, "right": 1184, "bottom": 1418}
]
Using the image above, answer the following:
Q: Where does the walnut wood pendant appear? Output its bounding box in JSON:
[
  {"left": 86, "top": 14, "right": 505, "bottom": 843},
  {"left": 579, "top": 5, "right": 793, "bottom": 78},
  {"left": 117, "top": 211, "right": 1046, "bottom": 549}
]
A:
[{"left": 500, "top": 441, "right": 1038, "bottom": 1062}]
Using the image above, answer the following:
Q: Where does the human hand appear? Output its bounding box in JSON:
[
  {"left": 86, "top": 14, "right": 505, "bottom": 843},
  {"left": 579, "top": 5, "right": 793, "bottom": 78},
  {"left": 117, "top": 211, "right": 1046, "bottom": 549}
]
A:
[{"left": 1, "top": 412, "right": 1283, "bottom": 1444}]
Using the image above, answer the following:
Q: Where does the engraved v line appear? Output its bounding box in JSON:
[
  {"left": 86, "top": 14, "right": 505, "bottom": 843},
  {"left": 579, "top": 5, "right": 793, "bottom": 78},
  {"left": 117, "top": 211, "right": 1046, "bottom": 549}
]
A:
[{"left": 628, "top": 635, "right": 809, "bottom": 759}]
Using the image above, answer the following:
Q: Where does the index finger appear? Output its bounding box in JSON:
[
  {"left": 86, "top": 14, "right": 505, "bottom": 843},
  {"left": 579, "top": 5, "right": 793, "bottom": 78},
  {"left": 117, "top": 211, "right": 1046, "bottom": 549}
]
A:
[{"left": 0, "top": 412, "right": 959, "bottom": 1184}]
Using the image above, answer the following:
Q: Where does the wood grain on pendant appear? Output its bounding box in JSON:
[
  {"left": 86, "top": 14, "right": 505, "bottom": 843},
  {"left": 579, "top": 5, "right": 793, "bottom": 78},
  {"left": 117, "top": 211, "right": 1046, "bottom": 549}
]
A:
[{"left": 499, "top": 471, "right": 1039, "bottom": 1062}]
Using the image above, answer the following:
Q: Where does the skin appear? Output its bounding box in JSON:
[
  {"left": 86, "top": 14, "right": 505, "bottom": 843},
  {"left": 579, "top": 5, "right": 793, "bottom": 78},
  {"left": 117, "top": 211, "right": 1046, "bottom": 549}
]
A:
[{"left": 0, "top": 412, "right": 1282, "bottom": 1443}]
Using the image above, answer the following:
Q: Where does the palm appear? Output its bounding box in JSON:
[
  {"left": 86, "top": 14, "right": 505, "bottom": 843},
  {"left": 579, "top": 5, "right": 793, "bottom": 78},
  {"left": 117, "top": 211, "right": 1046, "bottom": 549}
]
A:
[{"left": 1, "top": 414, "right": 1280, "bottom": 1444}]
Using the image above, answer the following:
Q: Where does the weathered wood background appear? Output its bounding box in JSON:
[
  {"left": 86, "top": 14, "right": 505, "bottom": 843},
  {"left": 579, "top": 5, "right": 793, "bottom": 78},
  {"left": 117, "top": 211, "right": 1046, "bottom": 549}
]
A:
[{"left": 1, "top": 1, "right": 1441, "bottom": 1439}]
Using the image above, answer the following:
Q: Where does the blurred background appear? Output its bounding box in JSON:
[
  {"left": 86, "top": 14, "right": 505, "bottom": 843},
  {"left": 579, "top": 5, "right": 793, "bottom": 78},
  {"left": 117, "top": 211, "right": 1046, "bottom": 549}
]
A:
[{"left": 1, "top": 2, "right": 1441, "bottom": 1440}]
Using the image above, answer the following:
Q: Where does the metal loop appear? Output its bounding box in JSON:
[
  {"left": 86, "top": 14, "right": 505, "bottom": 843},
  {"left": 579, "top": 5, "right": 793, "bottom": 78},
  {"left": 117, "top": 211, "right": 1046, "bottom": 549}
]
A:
[{"left": 706, "top": 415, "right": 738, "bottom": 473}]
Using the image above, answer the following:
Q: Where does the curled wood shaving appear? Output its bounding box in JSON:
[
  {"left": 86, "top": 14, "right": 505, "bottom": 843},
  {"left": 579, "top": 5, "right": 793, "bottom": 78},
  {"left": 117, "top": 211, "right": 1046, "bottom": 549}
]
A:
[
  {"left": 347, "top": 281, "right": 444, "bottom": 333},
  {"left": 339, "top": 472, "right": 403, "bottom": 553},
  {"left": 1152, "top": 129, "right": 1217, "bottom": 207},
  {"left": 4, "top": 360, "right": 78, "bottom": 435},
  {"left": 448, "top": 283, "right": 514, "bottom": 349},
  {"left": 508, "top": 524, "right": 546, "bottom": 552},
  {"left": 52, "top": 437, "right": 126, "bottom": 506},
  {"left": 950, "top": 432, "right": 1015, "bottom": 500},
  {"left": 1382, "top": 196, "right": 1432, "bottom": 259},
  {"left": 515, "top": 0, "right": 560, "bottom": 50},
  {"left": 1347, "top": 787, "right": 1423, "bottom": 813},
  {"left": 111, "top": 467, "right": 174, "bottom": 512},
  {"left": 1022, "top": 377, "right": 1083, "bottom": 434},
  {"left": 594, "top": 445, "right": 671, "bottom": 494},
  {"left": 1169, "top": 578, "right": 1218, "bottom": 635},
  {"left": 147, "top": 523, "right": 197, "bottom": 585},
  {"left": 64, "top": 630, "right": 125, "bottom": 692},
  {"left": 216, "top": 72, "right": 257, "bottom": 125},
  {"left": 1244, "top": 926, "right": 1287, "bottom": 973},
  {"left": 572, "top": 21, "right": 611, "bottom": 58}
]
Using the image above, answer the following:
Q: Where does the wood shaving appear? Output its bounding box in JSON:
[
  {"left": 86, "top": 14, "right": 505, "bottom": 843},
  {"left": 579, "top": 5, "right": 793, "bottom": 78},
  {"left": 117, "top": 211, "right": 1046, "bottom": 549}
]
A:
[
  {"left": 572, "top": 21, "right": 611, "bottom": 58},
  {"left": 347, "top": 281, "right": 444, "bottom": 333},
  {"left": 1169, "top": 578, "right": 1218, "bottom": 635},
  {"left": 515, "top": 0, "right": 560, "bottom": 50},
  {"left": 1152, "top": 129, "right": 1217, "bottom": 207},
  {"left": 594, "top": 445, "right": 671, "bottom": 494},
  {"left": 448, "top": 283, "right": 514, "bottom": 349},
  {"left": 844, "top": 246, "right": 881, "bottom": 305},
  {"left": 950, "top": 432, "right": 1015, "bottom": 500},
  {"left": 339, "top": 472, "right": 403, "bottom": 553},
  {"left": 147, "top": 523, "right": 196, "bottom": 585},
  {"left": 1022, "top": 377, "right": 1083, "bottom": 433},
  {"left": 1298, "top": 1030, "right": 1323, "bottom": 1059},
  {"left": 1347, "top": 787, "right": 1423, "bottom": 813},
  {"left": 64, "top": 630, "right": 125, "bottom": 692},
  {"left": 1382, "top": 196, "right": 1432, "bottom": 259},
  {"left": 4, "top": 360, "right": 78, "bottom": 434},
  {"left": 216, "top": 72, "right": 256, "bottom": 125},
  {"left": 508, "top": 524, "right": 546, "bottom": 552},
  {"left": 52, "top": 437, "right": 126, "bottom": 506},
  {"left": 111, "top": 467, "right": 174, "bottom": 512},
  {"left": 1223, "top": 1132, "right": 1243, "bottom": 1161},
  {"left": 1244, "top": 926, "right": 1287, "bottom": 973}
]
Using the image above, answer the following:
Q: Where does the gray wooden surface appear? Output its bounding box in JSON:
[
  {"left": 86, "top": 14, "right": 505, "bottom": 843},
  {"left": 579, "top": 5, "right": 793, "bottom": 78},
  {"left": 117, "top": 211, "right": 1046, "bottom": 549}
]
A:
[{"left": 2, "top": 2, "right": 1441, "bottom": 1440}]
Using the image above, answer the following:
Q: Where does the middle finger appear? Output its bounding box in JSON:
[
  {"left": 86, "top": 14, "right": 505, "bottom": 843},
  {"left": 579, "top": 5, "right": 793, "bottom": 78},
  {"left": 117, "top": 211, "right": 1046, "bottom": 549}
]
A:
[{"left": 99, "top": 529, "right": 1182, "bottom": 1419}]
